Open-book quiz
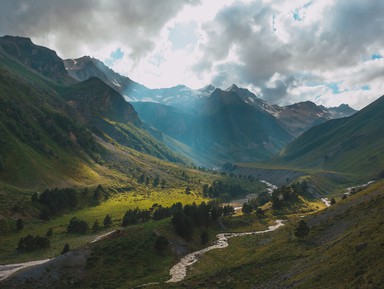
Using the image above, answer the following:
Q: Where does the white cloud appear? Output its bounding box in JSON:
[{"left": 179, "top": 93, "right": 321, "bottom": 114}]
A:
[{"left": 1, "top": 0, "right": 383, "bottom": 108}]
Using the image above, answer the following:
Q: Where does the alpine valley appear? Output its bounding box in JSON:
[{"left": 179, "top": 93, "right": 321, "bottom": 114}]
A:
[{"left": 0, "top": 35, "right": 383, "bottom": 289}]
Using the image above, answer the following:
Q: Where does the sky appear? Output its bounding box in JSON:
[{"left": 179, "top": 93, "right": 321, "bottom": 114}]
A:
[{"left": 1, "top": 0, "right": 384, "bottom": 109}]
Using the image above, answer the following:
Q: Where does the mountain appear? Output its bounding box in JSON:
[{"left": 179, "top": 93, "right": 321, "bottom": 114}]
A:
[
  {"left": 0, "top": 35, "right": 75, "bottom": 84},
  {"left": 226, "top": 85, "right": 356, "bottom": 137},
  {"left": 275, "top": 101, "right": 329, "bottom": 137},
  {"left": 64, "top": 56, "right": 356, "bottom": 138},
  {"left": 0, "top": 36, "right": 187, "bottom": 188},
  {"left": 274, "top": 94, "right": 384, "bottom": 179},
  {"left": 319, "top": 103, "right": 357, "bottom": 118},
  {"left": 133, "top": 88, "right": 293, "bottom": 164},
  {"left": 64, "top": 56, "right": 213, "bottom": 105}
]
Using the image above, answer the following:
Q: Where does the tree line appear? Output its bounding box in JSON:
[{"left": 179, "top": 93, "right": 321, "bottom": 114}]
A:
[{"left": 202, "top": 180, "right": 248, "bottom": 201}]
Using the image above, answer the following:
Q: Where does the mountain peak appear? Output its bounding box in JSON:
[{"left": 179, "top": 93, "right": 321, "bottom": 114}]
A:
[
  {"left": 287, "top": 101, "right": 323, "bottom": 113},
  {"left": 226, "top": 84, "right": 239, "bottom": 91},
  {"left": 1, "top": 35, "right": 33, "bottom": 44},
  {"left": 199, "top": 84, "right": 216, "bottom": 93},
  {"left": 0, "top": 35, "right": 74, "bottom": 84}
]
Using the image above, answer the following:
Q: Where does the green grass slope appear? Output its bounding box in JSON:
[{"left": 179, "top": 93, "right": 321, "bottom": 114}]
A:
[
  {"left": 4, "top": 180, "right": 382, "bottom": 289},
  {"left": 167, "top": 180, "right": 384, "bottom": 289},
  {"left": 0, "top": 61, "right": 104, "bottom": 189},
  {"left": 0, "top": 40, "right": 187, "bottom": 190},
  {"left": 275, "top": 95, "right": 384, "bottom": 180}
]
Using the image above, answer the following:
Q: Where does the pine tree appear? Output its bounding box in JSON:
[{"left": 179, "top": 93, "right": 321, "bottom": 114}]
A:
[
  {"left": 61, "top": 243, "right": 70, "bottom": 255},
  {"left": 294, "top": 220, "right": 310, "bottom": 239},
  {"left": 103, "top": 214, "right": 112, "bottom": 228},
  {"left": 200, "top": 230, "right": 209, "bottom": 245},
  {"left": 46, "top": 228, "right": 53, "bottom": 237},
  {"left": 155, "top": 236, "right": 168, "bottom": 251},
  {"left": 92, "top": 220, "right": 100, "bottom": 233},
  {"left": 16, "top": 218, "right": 24, "bottom": 231}
]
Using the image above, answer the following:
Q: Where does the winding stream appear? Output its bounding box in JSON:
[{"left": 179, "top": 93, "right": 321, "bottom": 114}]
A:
[{"left": 166, "top": 220, "right": 284, "bottom": 283}]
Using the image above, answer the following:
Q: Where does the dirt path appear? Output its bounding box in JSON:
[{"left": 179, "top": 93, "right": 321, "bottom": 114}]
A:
[
  {"left": 0, "top": 259, "right": 51, "bottom": 281},
  {"left": 0, "top": 229, "right": 116, "bottom": 283},
  {"left": 90, "top": 229, "right": 117, "bottom": 243},
  {"left": 166, "top": 220, "right": 284, "bottom": 283}
]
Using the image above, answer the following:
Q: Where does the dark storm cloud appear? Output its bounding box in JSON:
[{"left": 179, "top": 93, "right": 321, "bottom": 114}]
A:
[{"left": 0, "top": 0, "right": 199, "bottom": 59}]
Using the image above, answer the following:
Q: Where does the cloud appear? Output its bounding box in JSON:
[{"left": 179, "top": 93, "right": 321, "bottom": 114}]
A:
[
  {"left": 1, "top": 0, "right": 383, "bottom": 108},
  {"left": 191, "top": 0, "right": 384, "bottom": 108},
  {"left": 0, "top": 0, "right": 198, "bottom": 60}
]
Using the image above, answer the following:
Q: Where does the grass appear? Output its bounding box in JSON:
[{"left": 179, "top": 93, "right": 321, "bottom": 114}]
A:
[
  {"left": 3, "top": 181, "right": 383, "bottom": 288},
  {"left": 0, "top": 186, "right": 209, "bottom": 264},
  {"left": 163, "top": 180, "right": 384, "bottom": 289}
]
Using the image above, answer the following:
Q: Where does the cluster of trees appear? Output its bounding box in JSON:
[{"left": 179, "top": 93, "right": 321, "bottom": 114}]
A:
[
  {"left": 33, "top": 188, "right": 78, "bottom": 219},
  {"left": 67, "top": 217, "right": 88, "bottom": 234},
  {"left": 172, "top": 201, "right": 233, "bottom": 239},
  {"left": 122, "top": 208, "right": 151, "bottom": 226},
  {"left": 92, "top": 185, "right": 110, "bottom": 205},
  {"left": 32, "top": 185, "right": 110, "bottom": 219},
  {"left": 271, "top": 182, "right": 308, "bottom": 210},
  {"left": 242, "top": 200, "right": 263, "bottom": 216},
  {"left": 40, "top": 111, "right": 99, "bottom": 154},
  {"left": 18, "top": 234, "right": 50, "bottom": 252},
  {"left": 121, "top": 201, "right": 234, "bottom": 240},
  {"left": 122, "top": 203, "right": 180, "bottom": 226},
  {"left": 66, "top": 214, "right": 112, "bottom": 234},
  {"left": 202, "top": 180, "right": 248, "bottom": 201},
  {"left": 137, "top": 174, "right": 166, "bottom": 188}
]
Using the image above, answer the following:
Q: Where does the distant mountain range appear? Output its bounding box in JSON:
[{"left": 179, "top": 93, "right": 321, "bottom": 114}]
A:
[
  {"left": 2, "top": 35, "right": 372, "bottom": 178},
  {"left": 64, "top": 56, "right": 355, "bottom": 134},
  {"left": 64, "top": 56, "right": 214, "bottom": 105},
  {"left": 63, "top": 54, "right": 356, "bottom": 165}
]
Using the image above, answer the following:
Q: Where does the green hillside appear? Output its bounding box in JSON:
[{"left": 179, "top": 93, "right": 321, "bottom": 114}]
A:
[
  {"left": 274, "top": 95, "right": 384, "bottom": 180},
  {"left": 0, "top": 40, "right": 187, "bottom": 190},
  {"left": 173, "top": 180, "right": 384, "bottom": 289}
]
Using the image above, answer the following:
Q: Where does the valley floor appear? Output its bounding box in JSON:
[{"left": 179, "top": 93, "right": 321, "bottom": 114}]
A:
[{"left": 1, "top": 181, "right": 383, "bottom": 289}]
